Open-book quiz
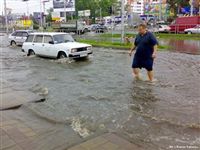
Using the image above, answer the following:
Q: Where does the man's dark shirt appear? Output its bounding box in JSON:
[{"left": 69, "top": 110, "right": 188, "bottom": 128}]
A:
[{"left": 134, "top": 31, "right": 158, "bottom": 59}]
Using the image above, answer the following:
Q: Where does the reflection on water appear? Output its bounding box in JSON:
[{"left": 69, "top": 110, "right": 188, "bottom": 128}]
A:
[{"left": 160, "top": 39, "right": 200, "bottom": 55}]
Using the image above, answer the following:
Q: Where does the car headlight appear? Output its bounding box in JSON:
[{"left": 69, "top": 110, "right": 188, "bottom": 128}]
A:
[
  {"left": 87, "top": 46, "right": 92, "bottom": 51},
  {"left": 71, "top": 48, "right": 77, "bottom": 53}
]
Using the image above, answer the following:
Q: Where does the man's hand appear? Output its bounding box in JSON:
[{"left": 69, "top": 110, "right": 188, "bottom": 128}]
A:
[
  {"left": 152, "top": 52, "right": 157, "bottom": 59},
  {"left": 129, "top": 50, "right": 133, "bottom": 56}
]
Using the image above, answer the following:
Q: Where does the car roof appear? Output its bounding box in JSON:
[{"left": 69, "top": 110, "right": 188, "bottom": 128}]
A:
[
  {"left": 29, "top": 32, "right": 69, "bottom": 36},
  {"left": 15, "top": 30, "right": 33, "bottom": 32}
]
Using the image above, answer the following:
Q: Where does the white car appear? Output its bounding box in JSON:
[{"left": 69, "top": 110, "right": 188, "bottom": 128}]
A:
[
  {"left": 158, "top": 25, "right": 171, "bottom": 33},
  {"left": 8, "top": 30, "right": 33, "bottom": 46},
  {"left": 22, "top": 32, "right": 93, "bottom": 59},
  {"left": 184, "top": 25, "right": 200, "bottom": 34}
]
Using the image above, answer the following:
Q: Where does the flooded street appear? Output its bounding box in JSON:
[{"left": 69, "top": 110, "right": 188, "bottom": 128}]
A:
[
  {"left": 160, "top": 39, "right": 200, "bottom": 55},
  {"left": 1, "top": 34, "right": 200, "bottom": 149}
]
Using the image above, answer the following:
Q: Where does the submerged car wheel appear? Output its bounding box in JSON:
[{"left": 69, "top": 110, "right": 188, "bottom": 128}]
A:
[
  {"left": 11, "top": 41, "right": 16, "bottom": 46},
  {"left": 58, "top": 52, "right": 67, "bottom": 59},
  {"left": 28, "top": 50, "right": 35, "bottom": 56}
]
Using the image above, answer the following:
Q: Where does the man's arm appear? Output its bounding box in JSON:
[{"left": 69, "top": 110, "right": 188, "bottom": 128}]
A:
[
  {"left": 152, "top": 44, "right": 158, "bottom": 59},
  {"left": 129, "top": 44, "right": 136, "bottom": 56}
]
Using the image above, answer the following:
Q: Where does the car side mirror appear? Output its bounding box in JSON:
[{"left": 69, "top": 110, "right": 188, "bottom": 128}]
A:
[{"left": 49, "top": 41, "right": 54, "bottom": 44}]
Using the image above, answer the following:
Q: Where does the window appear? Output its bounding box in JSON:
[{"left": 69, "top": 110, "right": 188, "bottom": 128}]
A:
[
  {"left": 33, "top": 35, "right": 43, "bottom": 43},
  {"left": 53, "top": 34, "right": 74, "bottom": 44},
  {"left": 44, "top": 35, "right": 53, "bottom": 43},
  {"left": 26, "top": 35, "right": 34, "bottom": 42},
  {"left": 12, "top": 32, "right": 17, "bottom": 36},
  {"left": 16, "top": 32, "right": 23, "bottom": 37},
  {"left": 22, "top": 32, "right": 28, "bottom": 37}
]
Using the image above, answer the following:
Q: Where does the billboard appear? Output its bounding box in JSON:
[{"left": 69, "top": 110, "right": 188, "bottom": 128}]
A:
[
  {"left": 78, "top": 10, "right": 91, "bottom": 17},
  {"left": 145, "top": 3, "right": 169, "bottom": 17},
  {"left": 52, "top": 12, "right": 61, "bottom": 21},
  {"left": 53, "top": 0, "right": 75, "bottom": 12}
]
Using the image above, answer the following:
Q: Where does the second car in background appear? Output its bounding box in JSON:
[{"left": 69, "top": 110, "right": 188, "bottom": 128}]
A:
[
  {"left": 8, "top": 30, "right": 33, "bottom": 46},
  {"left": 184, "top": 25, "right": 200, "bottom": 34}
]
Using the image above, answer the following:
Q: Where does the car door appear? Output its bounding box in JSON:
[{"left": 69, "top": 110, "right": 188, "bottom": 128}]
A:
[
  {"left": 32, "top": 35, "right": 44, "bottom": 55},
  {"left": 21, "top": 32, "right": 28, "bottom": 44},
  {"left": 23, "top": 35, "right": 34, "bottom": 52},
  {"left": 14, "top": 31, "right": 23, "bottom": 45},
  {"left": 43, "top": 35, "right": 56, "bottom": 57}
]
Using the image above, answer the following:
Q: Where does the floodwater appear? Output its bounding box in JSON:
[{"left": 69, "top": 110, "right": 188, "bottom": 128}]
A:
[
  {"left": 1, "top": 34, "right": 200, "bottom": 149},
  {"left": 80, "top": 33, "right": 200, "bottom": 55},
  {"left": 160, "top": 39, "right": 200, "bottom": 55}
]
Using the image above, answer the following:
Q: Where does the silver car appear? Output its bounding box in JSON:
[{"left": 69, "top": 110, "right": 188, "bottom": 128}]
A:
[
  {"left": 8, "top": 30, "right": 33, "bottom": 46},
  {"left": 184, "top": 25, "right": 200, "bottom": 34}
]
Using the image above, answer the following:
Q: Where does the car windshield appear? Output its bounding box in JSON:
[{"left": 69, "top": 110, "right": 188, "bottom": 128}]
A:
[{"left": 53, "top": 34, "right": 74, "bottom": 43}]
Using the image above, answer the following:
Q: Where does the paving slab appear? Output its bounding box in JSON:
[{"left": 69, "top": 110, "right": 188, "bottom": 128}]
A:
[
  {"left": 68, "top": 133, "right": 144, "bottom": 150},
  {"left": 0, "top": 91, "right": 44, "bottom": 110}
]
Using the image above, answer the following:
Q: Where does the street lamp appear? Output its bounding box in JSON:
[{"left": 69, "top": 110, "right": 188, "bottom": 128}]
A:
[
  {"left": 22, "top": 0, "right": 29, "bottom": 16},
  {"left": 4, "top": 0, "right": 8, "bottom": 34}
]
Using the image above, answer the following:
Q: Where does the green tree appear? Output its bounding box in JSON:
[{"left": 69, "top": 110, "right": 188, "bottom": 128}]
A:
[
  {"left": 75, "top": 0, "right": 118, "bottom": 22},
  {"left": 46, "top": 8, "right": 54, "bottom": 23}
]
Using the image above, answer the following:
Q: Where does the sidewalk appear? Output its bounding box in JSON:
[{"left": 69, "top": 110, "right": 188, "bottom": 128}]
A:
[
  {"left": 1, "top": 110, "right": 143, "bottom": 150},
  {"left": 68, "top": 133, "right": 143, "bottom": 150},
  {"left": 0, "top": 108, "right": 82, "bottom": 150},
  {"left": 1, "top": 99, "right": 143, "bottom": 150}
]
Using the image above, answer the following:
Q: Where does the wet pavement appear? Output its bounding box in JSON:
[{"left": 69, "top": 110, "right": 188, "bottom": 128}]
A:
[{"left": 1, "top": 34, "right": 200, "bottom": 150}]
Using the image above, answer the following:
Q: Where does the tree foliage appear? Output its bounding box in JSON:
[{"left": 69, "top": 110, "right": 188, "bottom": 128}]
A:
[{"left": 75, "top": 0, "right": 118, "bottom": 18}]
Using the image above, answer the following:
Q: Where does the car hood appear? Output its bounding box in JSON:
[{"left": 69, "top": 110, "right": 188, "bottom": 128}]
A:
[{"left": 57, "top": 42, "right": 91, "bottom": 49}]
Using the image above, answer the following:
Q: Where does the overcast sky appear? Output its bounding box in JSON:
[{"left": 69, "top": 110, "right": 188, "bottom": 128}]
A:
[{"left": 0, "top": 0, "right": 53, "bottom": 15}]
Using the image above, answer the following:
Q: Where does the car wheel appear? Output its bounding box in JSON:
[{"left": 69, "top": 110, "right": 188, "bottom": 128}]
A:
[
  {"left": 28, "top": 50, "right": 35, "bottom": 56},
  {"left": 58, "top": 52, "right": 67, "bottom": 59},
  {"left": 11, "top": 41, "right": 16, "bottom": 46},
  {"left": 187, "top": 31, "right": 192, "bottom": 34}
]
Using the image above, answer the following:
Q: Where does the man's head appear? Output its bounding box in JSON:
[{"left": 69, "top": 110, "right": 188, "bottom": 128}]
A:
[{"left": 138, "top": 24, "right": 147, "bottom": 35}]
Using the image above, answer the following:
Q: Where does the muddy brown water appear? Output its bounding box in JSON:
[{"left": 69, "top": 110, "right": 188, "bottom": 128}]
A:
[
  {"left": 1, "top": 35, "right": 200, "bottom": 149},
  {"left": 159, "top": 39, "right": 200, "bottom": 55},
  {"left": 79, "top": 33, "right": 200, "bottom": 55}
]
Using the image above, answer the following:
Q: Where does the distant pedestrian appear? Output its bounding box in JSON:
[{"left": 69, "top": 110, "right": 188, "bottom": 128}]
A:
[{"left": 129, "top": 24, "right": 158, "bottom": 82}]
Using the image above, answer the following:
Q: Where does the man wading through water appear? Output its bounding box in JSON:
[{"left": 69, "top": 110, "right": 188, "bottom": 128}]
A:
[{"left": 129, "top": 24, "right": 158, "bottom": 82}]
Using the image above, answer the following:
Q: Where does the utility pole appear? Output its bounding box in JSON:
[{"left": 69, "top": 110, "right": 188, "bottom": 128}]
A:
[
  {"left": 159, "top": 0, "right": 162, "bottom": 20},
  {"left": 190, "top": 0, "right": 194, "bottom": 16},
  {"left": 42, "top": 0, "right": 49, "bottom": 29},
  {"left": 199, "top": 1, "right": 200, "bottom": 16},
  {"left": 43, "top": 1, "right": 46, "bottom": 27},
  {"left": 64, "top": 0, "right": 66, "bottom": 22},
  {"left": 100, "top": 7, "right": 102, "bottom": 23},
  {"left": 26, "top": 1, "right": 29, "bottom": 16},
  {"left": 4, "top": 0, "right": 8, "bottom": 34},
  {"left": 40, "top": 0, "right": 43, "bottom": 30},
  {"left": 121, "top": 0, "right": 125, "bottom": 43}
]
